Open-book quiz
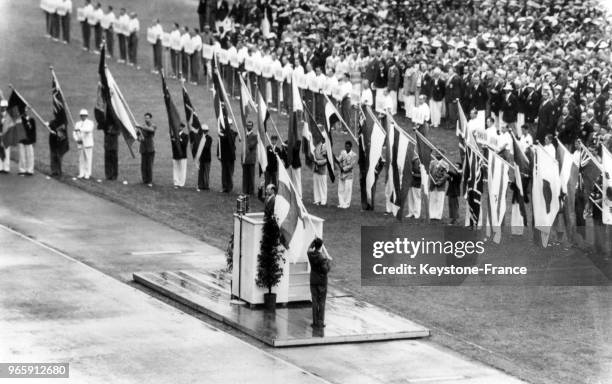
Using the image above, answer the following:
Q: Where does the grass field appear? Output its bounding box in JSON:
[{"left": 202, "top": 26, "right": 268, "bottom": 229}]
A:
[{"left": 1, "top": 1, "right": 611, "bottom": 383}]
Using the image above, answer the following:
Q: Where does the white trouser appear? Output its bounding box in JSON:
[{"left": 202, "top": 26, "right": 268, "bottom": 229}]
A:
[
  {"left": 476, "top": 110, "right": 486, "bottom": 130},
  {"left": 389, "top": 90, "right": 398, "bottom": 115},
  {"left": 289, "top": 166, "right": 302, "bottom": 198},
  {"left": 374, "top": 87, "right": 386, "bottom": 113},
  {"left": 511, "top": 203, "right": 524, "bottom": 235},
  {"left": 173, "top": 158, "right": 187, "bottom": 187},
  {"left": 337, "top": 177, "right": 353, "bottom": 208},
  {"left": 78, "top": 146, "right": 93, "bottom": 178},
  {"left": 18, "top": 143, "right": 35, "bottom": 174},
  {"left": 404, "top": 94, "right": 415, "bottom": 118},
  {"left": 0, "top": 146, "right": 11, "bottom": 171},
  {"left": 407, "top": 187, "right": 422, "bottom": 218},
  {"left": 516, "top": 113, "right": 525, "bottom": 136},
  {"left": 430, "top": 99, "right": 443, "bottom": 127},
  {"left": 313, "top": 173, "right": 327, "bottom": 205},
  {"left": 428, "top": 190, "right": 445, "bottom": 219}
]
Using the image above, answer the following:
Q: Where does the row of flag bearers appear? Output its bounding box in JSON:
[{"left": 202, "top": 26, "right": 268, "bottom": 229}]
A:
[{"left": 5, "top": 44, "right": 612, "bottom": 250}]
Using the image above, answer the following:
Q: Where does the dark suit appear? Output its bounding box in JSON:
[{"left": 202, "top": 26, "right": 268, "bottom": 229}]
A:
[
  {"left": 536, "top": 99, "right": 556, "bottom": 144},
  {"left": 265, "top": 144, "right": 281, "bottom": 186},
  {"left": 242, "top": 130, "right": 258, "bottom": 195},
  {"left": 501, "top": 92, "right": 518, "bottom": 124},
  {"left": 446, "top": 74, "right": 464, "bottom": 128},
  {"left": 308, "top": 248, "right": 330, "bottom": 327},
  {"left": 197, "top": 134, "right": 212, "bottom": 189},
  {"left": 466, "top": 83, "right": 488, "bottom": 112},
  {"left": 218, "top": 129, "right": 236, "bottom": 192},
  {"left": 104, "top": 125, "right": 119, "bottom": 180},
  {"left": 48, "top": 119, "right": 69, "bottom": 176},
  {"left": 139, "top": 123, "right": 156, "bottom": 184}
]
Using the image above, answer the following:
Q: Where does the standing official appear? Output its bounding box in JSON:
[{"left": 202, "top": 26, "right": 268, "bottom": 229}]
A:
[
  {"left": 73, "top": 109, "right": 94, "bottom": 179},
  {"left": 218, "top": 118, "right": 237, "bottom": 193},
  {"left": 313, "top": 136, "right": 328, "bottom": 206},
  {"left": 169, "top": 23, "right": 181, "bottom": 78},
  {"left": 128, "top": 13, "right": 140, "bottom": 68},
  {"left": 265, "top": 135, "right": 282, "bottom": 187},
  {"left": 101, "top": 6, "right": 116, "bottom": 58},
  {"left": 180, "top": 26, "right": 192, "bottom": 80},
  {"left": 337, "top": 141, "right": 356, "bottom": 208},
  {"left": 103, "top": 123, "right": 119, "bottom": 181},
  {"left": 116, "top": 8, "right": 130, "bottom": 63},
  {"left": 171, "top": 123, "right": 189, "bottom": 188},
  {"left": 307, "top": 237, "right": 331, "bottom": 329},
  {"left": 190, "top": 29, "right": 202, "bottom": 84},
  {"left": 243, "top": 121, "right": 257, "bottom": 195},
  {"left": 195, "top": 125, "right": 212, "bottom": 191},
  {"left": 138, "top": 112, "right": 156, "bottom": 186},
  {"left": 57, "top": 0, "right": 72, "bottom": 43},
  {"left": 18, "top": 110, "right": 36, "bottom": 176},
  {"left": 47, "top": 115, "right": 69, "bottom": 177},
  {"left": 149, "top": 19, "right": 163, "bottom": 74},
  {"left": 80, "top": 0, "right": 94, "bottom": 51},
  {"left": 91, "top": 2, "right": 103, "bottom": 53}
]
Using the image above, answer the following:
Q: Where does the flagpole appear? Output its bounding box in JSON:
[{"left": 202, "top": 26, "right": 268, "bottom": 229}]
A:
[
  {"left": 413, "top": 128, "right": 461, "bottom": 172},
  {"left": 7, "top": 85, "right": 52, "bottom": 134},
  {"left": 323, "top": 93, "right": 359, "bottom": 144},
  {"left": 214, "top": 54, "right": 242, "bottom": 142},
  {"left": 579, "top": 141, "right": 604, "bottom": 171},
  {"left": 49, "top": 67, "right": 76, "bottom": 129}
]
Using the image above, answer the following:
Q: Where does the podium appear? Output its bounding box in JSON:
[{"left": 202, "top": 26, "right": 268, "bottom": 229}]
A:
[{"left": 231, "top": 212, "right": 324, "bottom": 305}]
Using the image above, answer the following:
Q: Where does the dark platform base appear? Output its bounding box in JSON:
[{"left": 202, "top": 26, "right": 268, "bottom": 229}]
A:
[{"left": 133, "top": 269, "right": 430, "bottom": 347}]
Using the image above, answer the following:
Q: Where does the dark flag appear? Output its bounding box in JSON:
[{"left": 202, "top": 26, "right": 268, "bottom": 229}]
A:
[
  {"left": 182, "top": 84, "right": 204, "bottom": 160},
  {"left": 161, "top": 72, "right": 185, "bottom": 159},
  {"left": 1, "top": 91, "right": 28, "bottom": 148},
  {"left": 387, "top": 122, "right": 414, "bottom": 218},
  {"left": 95, "top": 43, "right": 139, "bottom": 157},
  {"left": 49, "top": 75, "right": 70, "bottom": 156},
  {"left": 212, "top": 59, "right": 236, "bottom": 162},
  {"left": 287, "top": 110, "right": 301, "bottom": 167},
  {"left": 464, "top": 132, "right": 484, "bottom": 227}
]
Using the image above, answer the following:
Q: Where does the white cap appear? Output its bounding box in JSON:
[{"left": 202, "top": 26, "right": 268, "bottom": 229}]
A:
[
  {"left": 79, "top": 109, "right": 88, "bottom": 116},
  {"left": 0, "top": 100, "right": 7, "bottom": 107}
]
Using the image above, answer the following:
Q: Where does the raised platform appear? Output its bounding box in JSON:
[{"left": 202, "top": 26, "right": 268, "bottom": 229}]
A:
[{"left": 133, "top": 270, "right": 430, "bottom": 347}]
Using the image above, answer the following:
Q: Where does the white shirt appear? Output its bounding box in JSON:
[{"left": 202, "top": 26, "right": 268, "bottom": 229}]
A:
[
  {"left": 191, "top": 34, "right": 202, "bottom": 52},
  {"left": 73, "top": 119, "right": 95, "bottom": 148},
  {"left": 337, "top": 80, "right": 352, "bottom": 101},
  {"left": 360, "top": 88, "right": 373, "bottom": 106},
  {"left": 293, "top": 65, "right": 305, "bottom": 89},
  {"left": 117, "top": 14, "right": 130, "bottom": 36},
  {"left": 261, "top": 55, "right": 273, "bottom": 78},
  {"left": 272, "top": 60, "right": 283, "bottom": 82},
  {"left": 282, "top": 63, "right": 293, "bottom": 83},
  {"left": 100, "top": 11, "right": 116, "bottom": 29},
  {"left": 518, "top": 133, "right": 533, "bottom": 153},
  {"left": 244, "top": 53, "right": 254, "bottom": 72},
  {"left": 412, "top": 103, "right": 430, "bottom": 125},
  {"left": 305, "top": 71, "right": 317, "bottom": 92},
  {"left": 84, "top": 4, "right": 96, "bottom": 24},
  {"left": 128, "top": 17, "right": 140, "bottom": 34},
  {"left": 180, "top": 32, "right": 192, "bottom": 53},
  {"left": 237, "top": 47, "right": 248, "bottom": 65},
  {"left": 169, "top": 29, "right": 181, "bottom": 50},
  {"left": 227, "top": 46, "right": 238, "bottom": 67},
  {"left": 498, "top": 131, "right": 513, "bottom": 155},
  {"left": 467, "top": 118, "right": 487, "bottom": 146},
  {"left": 486, "top": 126, "right": 501, "bottom": 152},
  {"left": 57, "top": 0, "right": 72, "bottom": 16},
  {"left": 323, "top": 75, "right": 338, "bottom": 97},
  {"left": 251, "top": 51, "right": 262, "bottom": 75}
]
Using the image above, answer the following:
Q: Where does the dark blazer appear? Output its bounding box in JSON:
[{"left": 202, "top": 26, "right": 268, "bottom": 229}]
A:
[
  {"left": 200, "top": 133, "right": 212, "bottom": 163},
  {"left": 502, "top": 92, "right": 518, "bottom": 123},
  {"left": 197, "top": 0, "right": 206, "bottom": 14},
  {"left": 266, "top": 144, "right": 278, "bottom": 173},
  {"left": 525, "top": 89, "right": 541, "bottom": 123},
  {"left": 218, "top": 129, "right": 237, "bottom": 163},
  {"left": 535, "top": 99, "right": 556, "bottom": 144},
  {"left": 244, "top": 131, "right": 258, "bottom": 165},
  {"left": 308, "top": 249, "right": 330, "bottom": 285},
  {"left": 171, "top": 131, "right": 189, "bottom": 160},
  {"left": 431, "top": 78, "right": 445, "bottom": 101},
  {"left": 446, "top": 74, "right": 464, "bottom": 103},
  {"left": 466, "top": 83, "right": 488, "bottom": 111},
  {"left": 139, "top": 124, "right": 156, "bottom": 154},
  {"left": 21, "top": 117, "right": 36, "bottom": 145}
]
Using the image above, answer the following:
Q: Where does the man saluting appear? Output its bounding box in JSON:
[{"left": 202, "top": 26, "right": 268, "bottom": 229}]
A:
[{"left": 307, "top": 237, "right": 331, "bottom": 329}]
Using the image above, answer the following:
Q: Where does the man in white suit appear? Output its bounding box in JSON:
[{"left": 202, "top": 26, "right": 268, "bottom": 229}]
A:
[{"left": 73, "top": 109, "right": 94, "bottom": 179}]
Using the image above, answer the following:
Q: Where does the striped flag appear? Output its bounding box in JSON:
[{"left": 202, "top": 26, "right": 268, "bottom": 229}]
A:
[
  {"left": 362, "top": 106, "right": 386, "bottom": 206},
  {"left": 256, "top": 91, "right": 269, "bottom": 173},
  {"left": 386, "top": 119, "right": 414, "bottom": 218},
  {"left": 464, "top": 131, "right": 485, "bottom": 227},
  {"left": 49, "top": 75, "right": 70, "bottom": 155},
  {"left": 274, "top": 153, "right": 305, "bottom": 249},
  {"left": 487, "top": 151, "right": 510, "bottom": 243},
  {"left": 182, "top": 84, "right": 206, "bottom": 163},
  {"left": 532, "top": 145, "right": 561, "bottom": 247},
  {"left": 161, "top": 72, "right": 186, "bottom": 159}
]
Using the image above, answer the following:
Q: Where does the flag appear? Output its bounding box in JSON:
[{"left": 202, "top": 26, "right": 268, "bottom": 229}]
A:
[
  {"left": 556, "top": 142, "right": 575, "bottom": 195},
  {"left": 256, "top": 91, "right": 269, "bottom": 172},
  {"left": 302, "top": 94, "right": 335, "bottom": 181},
  {"left": 95, "top": 44, "right": 139, "bottom": 157},
  {"left": 579, "top": 146, "right": 601, "bottom": 200},
  {"left": 363, "top": 106, "right": 386, "bottom": 206},
  {"left": 601, "top": 145, "right": 612, "bottom": 224},
  {"left": 212, "top": 59, "right": 236, "bottom": 162},
  {"left": 510, "top": 133, "right": 529, "bottom": 234},
  {"left": 1, "top": 91, "right": 27, "bottom": 147},
  {"left": 556, "top": 141, "right": 580, "bottom": 232},
  {"left": 238, "top": 73, "right": 255, "bottom": 129},
  {"left": 456, "top": 101, "right": 468, "bottom": 157},
  {"left": 161, "top": 72, "right": 186, "bottom": 159},
  {"left": 487, "top": 151, "right": 510, "bottom": 243},
  {"left": 464, "top": 131, "right": 484, "bottom": 227},
  {"left": 532, "top": 145, "right": 561, "bottom": 247},
  {"left": 287, "top": 110, "right": 301, "bottom": 167},
  {"left": 414, "top": 129, "right": 432, "bottom": 196},
  {"left": 182, "top": 84, "right": 206, "bottom": 162},
  {"left": 49, "top": 75, "right": 70, "bottom": 155},
  {"left": 387, "top": 121, "right": 414, "bottom": 218},
  {"left": 274, "top": 153, "right": 305, "bottom": 249},
  {"left": 291, "top": 75, "right": 303, "bottom": 113}
]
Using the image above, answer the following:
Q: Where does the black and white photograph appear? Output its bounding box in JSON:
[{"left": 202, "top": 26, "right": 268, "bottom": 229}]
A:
[{"left": 1, "top": 0, "right": 611, "bottom": 382}]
